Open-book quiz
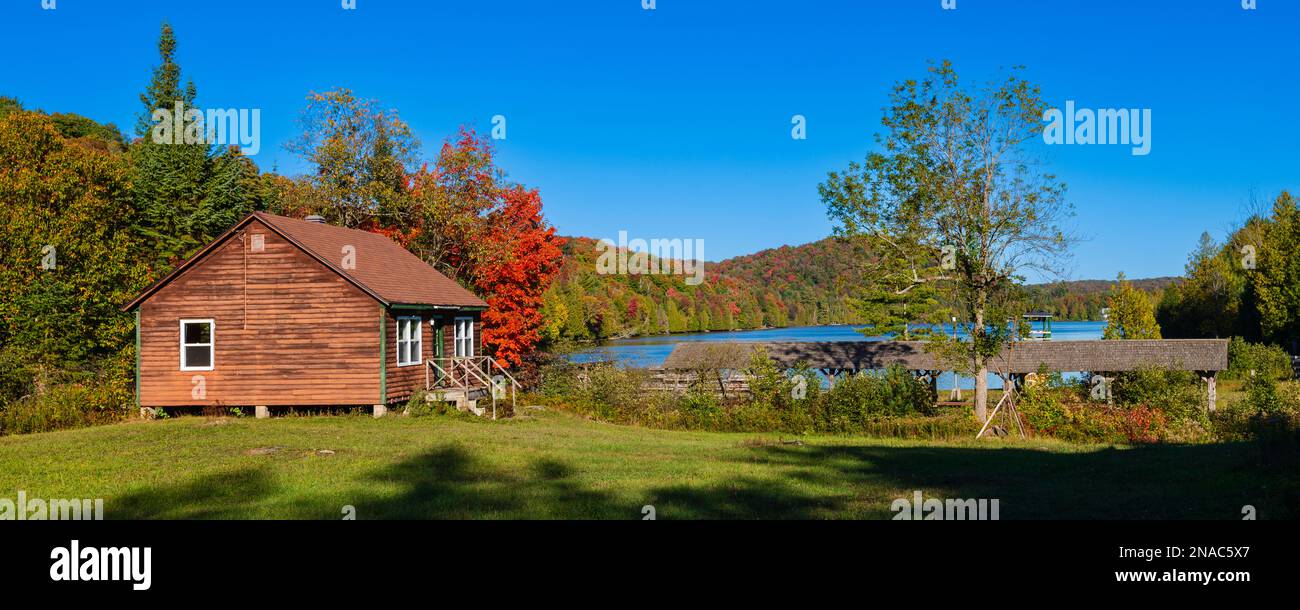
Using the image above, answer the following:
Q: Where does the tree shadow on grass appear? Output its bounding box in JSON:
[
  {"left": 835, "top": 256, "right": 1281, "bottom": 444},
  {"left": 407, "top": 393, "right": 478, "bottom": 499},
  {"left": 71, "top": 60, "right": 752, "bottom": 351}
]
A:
[
  {"left": 109, "top": 447, "right": 634, "bottom": 520},
  {"left": 109, "top": 439, "right": 1296, "bottom": 520},
  {"left": 648, "top": 476, "right": 845, "bottom": 519},
  {"left": 348, "top": 446, "right": 633, "bottom": 519},
  {"left": 113, "top": 468, "right": 278, "bottom": 519},
  {"left": 731, "top": 441, "right": 1298, "bottom": 519}
]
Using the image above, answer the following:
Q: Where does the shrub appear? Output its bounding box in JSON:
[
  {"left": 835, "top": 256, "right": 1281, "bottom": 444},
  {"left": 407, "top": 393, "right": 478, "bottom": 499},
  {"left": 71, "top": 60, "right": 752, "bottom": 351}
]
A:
[
  {"left": 1226, "top": 338, "right": 1294, "bottom": 381},
  {"left": 1017, "top": 368, "right": 1191, "bottom": 443},
  {"left": 1018, "top": 369, "right": 1074, "bottom": 433},
  {"left": 1211, "top": 378, "right": 1300, "bottom": 444},
  {"left": 1110, "top": 367, "right": 1206, "bottom": 425},
  {"left": 1209, "top": 399, "right": 1257, "bottom": 442},
  {"left": 1026, "top": 402, "right": 1167, "bottom": 445},
  {"left": 815, "top": 364, "right": 934, "bottom": 432},
  {"left": 539, "top": 358, "right": 948, "bottom": 437},
  {"left": 0, "top": 380, "right": 123, "bottom": 436},
  {"left": 405, "top": 390, "right": 461, "bottom": 417}
]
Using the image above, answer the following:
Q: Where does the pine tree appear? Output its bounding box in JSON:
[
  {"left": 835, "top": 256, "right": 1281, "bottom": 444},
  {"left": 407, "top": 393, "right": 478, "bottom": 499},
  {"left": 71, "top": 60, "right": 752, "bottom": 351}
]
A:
[
  {"left": 131, "top": 22, "right": 211, "bottom": 265},
  {"left": 1253, "top": 191, "right": 1300, "bottom": 349},
  {"left": 132, "top": 23, "right": 262, "bottom": 266}
]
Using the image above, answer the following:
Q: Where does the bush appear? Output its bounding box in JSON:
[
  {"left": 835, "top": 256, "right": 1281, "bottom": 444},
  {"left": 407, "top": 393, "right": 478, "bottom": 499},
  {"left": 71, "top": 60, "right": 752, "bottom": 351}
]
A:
[
  {"left": 538, "top": 360, "right": 658, "bottom": 423},
  {"left": 538, "top": 359, "right": 944, "bottom": 437},
  {"left": 1226, "top": 338, "right": 1294, "bottom": 381},
  {"left": 0, "top": 381, "right": 123, "bottom": 436},
  {"left": 1211, "top": 378, "right": 1300, "bottom": 446},
  {"left": 1110, "top": 367, "right": 1206, "bottom": 425},
  {"left": 816, "top": 364, "right": 934, "bottom": 432},
  {"left": 1023, "top": 402, "right": 1167, "bottom": 445},
  {"left": 1018, "top": 371, "right": 1073, "bottom": 433},
  {"left": 404, "top": 390, "right": 462, "bottom": 417},
  {"left": 1209, "top": 399, "right": 1257, "bottom": 442},
  {"left": 1018, "top": 368, "right": 1204, "bottom": 444}
]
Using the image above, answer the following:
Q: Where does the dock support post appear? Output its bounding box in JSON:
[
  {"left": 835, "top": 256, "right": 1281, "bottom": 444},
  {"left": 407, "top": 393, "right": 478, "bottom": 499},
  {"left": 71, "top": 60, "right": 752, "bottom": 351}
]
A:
[{"left": 1200, "top": 372, "right": 1217, "bottom": 413}]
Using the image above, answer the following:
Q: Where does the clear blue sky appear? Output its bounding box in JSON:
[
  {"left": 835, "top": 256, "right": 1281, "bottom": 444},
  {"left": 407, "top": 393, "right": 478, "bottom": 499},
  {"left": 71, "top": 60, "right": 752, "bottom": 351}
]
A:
[{"left": 3, "top": 0, "right": 1297, "bottom": 280}]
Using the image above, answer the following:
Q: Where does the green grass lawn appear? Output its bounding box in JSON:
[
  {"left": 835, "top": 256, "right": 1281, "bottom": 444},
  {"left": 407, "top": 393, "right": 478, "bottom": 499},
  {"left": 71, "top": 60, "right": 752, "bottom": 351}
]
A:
[{"left": 0, "top": 408, "right": 1290, "bottom": 519}]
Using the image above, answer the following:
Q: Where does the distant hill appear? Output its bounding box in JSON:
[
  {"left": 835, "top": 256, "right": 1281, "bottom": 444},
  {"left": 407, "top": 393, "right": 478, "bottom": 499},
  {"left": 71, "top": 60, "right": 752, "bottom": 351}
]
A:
[
  {"left": 1020, "top": 276, "right": 1177, "bottom": 321},
  {"left": 539, "top": 234, "right": 1177, "bottom": 342}
]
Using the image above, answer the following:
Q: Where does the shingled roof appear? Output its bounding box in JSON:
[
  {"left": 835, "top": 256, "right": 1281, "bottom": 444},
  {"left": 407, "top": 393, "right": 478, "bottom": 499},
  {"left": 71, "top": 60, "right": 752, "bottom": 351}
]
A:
[
  {"left": 123, "top": 212, "right": 487, "bottom": 311},
  {"left": 662, "top": 339, "right": 1229, "bottom": 373}
]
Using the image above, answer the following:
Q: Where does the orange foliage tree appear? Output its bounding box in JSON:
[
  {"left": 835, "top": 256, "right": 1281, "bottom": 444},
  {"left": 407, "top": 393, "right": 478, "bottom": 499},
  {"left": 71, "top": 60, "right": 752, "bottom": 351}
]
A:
[
  {"left": 369, "top": 127, "right": 564, "bottom": 369},
  {"left": 476, "top": 185, "right": 564, "bottom": 368}
]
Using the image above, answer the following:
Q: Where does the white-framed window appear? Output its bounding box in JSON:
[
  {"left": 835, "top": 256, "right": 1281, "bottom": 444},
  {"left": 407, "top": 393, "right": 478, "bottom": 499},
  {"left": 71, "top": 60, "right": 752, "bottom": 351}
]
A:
[
  {"left": 396, "top": 316, "right": 423, "bottom": 367},
  {"left": 179, "top": 319, "right": 215, "bottom": 371},
  {"left": 454, "top": 317, "right": 475, "bottom": 357}
]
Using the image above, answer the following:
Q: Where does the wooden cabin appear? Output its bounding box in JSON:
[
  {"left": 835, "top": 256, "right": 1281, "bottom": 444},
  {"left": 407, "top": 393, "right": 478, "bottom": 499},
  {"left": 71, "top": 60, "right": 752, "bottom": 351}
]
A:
[{"left": 123, "top": 212, "right": 510, "bottom": 418}]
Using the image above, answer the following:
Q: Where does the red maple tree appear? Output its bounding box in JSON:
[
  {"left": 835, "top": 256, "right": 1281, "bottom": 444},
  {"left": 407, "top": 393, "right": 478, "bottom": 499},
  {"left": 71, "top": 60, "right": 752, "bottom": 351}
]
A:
[
  {"left": 474, "top": 184, "right": 565, "bottom": 368},
  {"left": 362, "top": 127, "right": 564, "bottom": 369}
]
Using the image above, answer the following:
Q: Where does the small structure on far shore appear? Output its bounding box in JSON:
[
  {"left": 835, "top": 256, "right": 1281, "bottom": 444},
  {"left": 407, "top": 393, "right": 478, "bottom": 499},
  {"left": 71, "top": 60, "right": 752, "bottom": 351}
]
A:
[{"left": 1021, "top": 312, "right": 1054, "bottom": 341}]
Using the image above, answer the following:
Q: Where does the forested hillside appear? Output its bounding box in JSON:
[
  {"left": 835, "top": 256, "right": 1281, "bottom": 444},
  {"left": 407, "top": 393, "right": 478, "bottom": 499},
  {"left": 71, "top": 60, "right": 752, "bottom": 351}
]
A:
[
  {"left": 538, "top": 237, "right": 866, "bottom": 342},
  {"left": 1020, "top": 277, "right": 1177, "bottom": 321},
  {"left": 539, "top": 234, "right": 1175, "bottom": 343}
]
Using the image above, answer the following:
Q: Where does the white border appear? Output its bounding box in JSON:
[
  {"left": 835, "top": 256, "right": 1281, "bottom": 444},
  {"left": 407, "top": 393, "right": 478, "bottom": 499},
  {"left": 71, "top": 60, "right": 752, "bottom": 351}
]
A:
[
  {"left": 454, "top": 316, "right": 475, "bottom": 358},
  {"left": 396, "top": 316, "right": 422, "bottom": 367},
  {"left": 179, "top": 318, "right": 215, "bottom": 371}
]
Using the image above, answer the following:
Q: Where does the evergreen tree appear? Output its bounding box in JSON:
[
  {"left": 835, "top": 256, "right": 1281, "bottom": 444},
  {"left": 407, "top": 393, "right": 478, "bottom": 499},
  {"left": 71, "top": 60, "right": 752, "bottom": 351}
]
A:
[
  {"left": 131, "top": 23, "right": 262, "bottom": 266},
  {"left": 199, "top": 147, "right": 262, "bottom": 237},
  {"left": 131, "top": 22, "right": 212, "bottom": 265},
  {"left": 1253, "top": 191, "right": 1300, "bottom": 350}
]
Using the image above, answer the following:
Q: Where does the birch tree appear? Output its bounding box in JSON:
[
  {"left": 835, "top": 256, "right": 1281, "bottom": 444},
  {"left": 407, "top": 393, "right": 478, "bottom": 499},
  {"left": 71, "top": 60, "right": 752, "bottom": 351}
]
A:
[{"left": 819, "top": 61, "right": 1077, "bottom": 422}]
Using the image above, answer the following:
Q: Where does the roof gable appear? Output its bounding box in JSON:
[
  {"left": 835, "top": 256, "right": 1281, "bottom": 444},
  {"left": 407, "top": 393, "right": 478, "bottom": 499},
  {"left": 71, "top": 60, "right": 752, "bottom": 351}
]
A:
[{"left": 124, "top": 212, "right": 487, "bottom": 311}]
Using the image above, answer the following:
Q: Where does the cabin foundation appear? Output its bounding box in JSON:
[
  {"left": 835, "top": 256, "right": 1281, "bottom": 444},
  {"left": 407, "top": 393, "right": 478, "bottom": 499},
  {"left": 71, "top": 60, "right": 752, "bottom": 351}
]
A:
[
  {"left": 255, "top": 405, "right": 269, "bottom": 419},
  {"left": 373, "top": 404, "right": 388, "bottom": 418}
]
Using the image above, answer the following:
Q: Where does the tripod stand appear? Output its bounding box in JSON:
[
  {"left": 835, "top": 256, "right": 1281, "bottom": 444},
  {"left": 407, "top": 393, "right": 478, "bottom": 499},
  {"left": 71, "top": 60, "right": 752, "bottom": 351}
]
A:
[{"left": 975, "top": 370, "right": 1026, "bottom": 439}]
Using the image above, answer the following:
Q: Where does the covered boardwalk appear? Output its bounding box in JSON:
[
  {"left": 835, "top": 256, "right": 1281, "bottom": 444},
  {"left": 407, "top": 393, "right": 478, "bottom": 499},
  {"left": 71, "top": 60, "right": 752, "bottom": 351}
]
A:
[{"left": 661, "top": 339, "right": 1229, "bottom": 410}]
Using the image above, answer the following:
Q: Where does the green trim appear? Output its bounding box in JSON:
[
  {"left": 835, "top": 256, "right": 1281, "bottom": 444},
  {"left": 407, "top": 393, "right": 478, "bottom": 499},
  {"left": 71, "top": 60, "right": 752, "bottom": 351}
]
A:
[
  {"left": 389, "top": 303, "right": 488, "bottom": 313},
  {"left": 435, "top": 322, "right": 444, "bottom": 383},
  {"left": 134, "top": 309, "right": 141, "bottom": 409},
  {"left": 378, "top": 307, "right": 387, "bottom": 404}
]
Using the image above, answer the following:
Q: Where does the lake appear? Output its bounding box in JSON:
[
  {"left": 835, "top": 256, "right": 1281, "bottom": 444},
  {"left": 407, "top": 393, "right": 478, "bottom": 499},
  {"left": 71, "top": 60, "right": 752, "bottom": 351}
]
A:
[{"left": 568, "top": 321, "right": 1107, "bottom": 389}]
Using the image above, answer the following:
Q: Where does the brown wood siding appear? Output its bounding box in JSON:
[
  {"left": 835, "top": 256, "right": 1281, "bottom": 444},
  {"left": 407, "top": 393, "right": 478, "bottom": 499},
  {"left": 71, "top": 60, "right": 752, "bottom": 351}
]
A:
[
  {"left": 137, "top": 219, "right": 381, "bottom": 407},
  {"left": 384, "top": 310, "right": 481, "bottom": 402},
  {"left": 384, "top": 310, "right": 435, "bottom": 403},
  {"left": 437, "top": 313, "right": 481, "bottom": 358}
]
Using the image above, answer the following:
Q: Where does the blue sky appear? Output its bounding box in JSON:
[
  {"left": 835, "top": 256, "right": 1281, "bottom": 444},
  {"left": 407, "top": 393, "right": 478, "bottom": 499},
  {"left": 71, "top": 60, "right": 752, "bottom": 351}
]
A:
[{"left": 3, "top": 0, "right": 1297, "bottom": 280}]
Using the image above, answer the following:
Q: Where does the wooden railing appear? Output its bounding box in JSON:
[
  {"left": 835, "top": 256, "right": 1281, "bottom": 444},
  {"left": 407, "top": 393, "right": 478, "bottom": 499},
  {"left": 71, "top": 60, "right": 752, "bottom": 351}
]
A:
[{"left": 425, "top": 356, "right": 520, "bottom": 419}]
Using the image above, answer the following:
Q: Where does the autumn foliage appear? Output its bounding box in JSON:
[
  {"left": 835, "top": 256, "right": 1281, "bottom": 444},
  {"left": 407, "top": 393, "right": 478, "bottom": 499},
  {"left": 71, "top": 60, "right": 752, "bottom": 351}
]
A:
[
  {"left": 477, "top": 186, "right": 564, "bottom": 367},
  {"left": 362, "top": 128, "right": 564, "bottom": 369}
]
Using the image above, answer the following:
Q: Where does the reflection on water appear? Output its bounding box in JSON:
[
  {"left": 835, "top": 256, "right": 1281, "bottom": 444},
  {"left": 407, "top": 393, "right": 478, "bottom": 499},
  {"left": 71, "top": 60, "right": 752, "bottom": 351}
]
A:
[{"left": 567, "top": 321, "right": 1107, "bottom": 390}]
